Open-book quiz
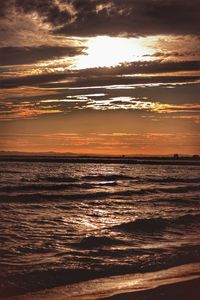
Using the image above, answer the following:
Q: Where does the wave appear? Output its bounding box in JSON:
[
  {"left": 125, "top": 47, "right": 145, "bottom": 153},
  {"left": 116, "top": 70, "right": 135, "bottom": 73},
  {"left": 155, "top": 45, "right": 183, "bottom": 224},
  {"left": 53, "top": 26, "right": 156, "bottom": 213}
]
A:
[
  {"left": 82, "top": 174, "right": 137, "bottom": 181},
  {"left": 0, "top": 183, "right": 89, "bottom": 192},
  {"left": 19, "top": 175, "right": 200, "bottom": 185},
  {"left": 1, "top": 185, "right": 200, "bottom": 202},
  {"left": 0, "top": 181, "right": 117, "bottom": 193},
  {"left": 153, "top": 197, "right": 200, "bottom": 206},
  {"left": 74, "top": 236, "right": 126, "bottom": 249},
  {"left": 0, "top": 189, "right": 156, "bottom": 202},
  {"left": 0, "top": 191, "right": 114, "bottom": 202},
  {"left": 174, "top": 214, "right": 200, "bottom": 225},
  {"left": 37, "top": 176, "right": 79, "bottom": 183},
  {"left": 0, "top": 268, "right": 99, "bottom": 299},
  {"left": 21, "top": 174, "right": 137, "bottom": 183},
  {"left": 157, "top": 185, "right": 200, "bottom": 193},
  {"left": 113, "top": 214, "right": 200, "bottom": 233},
  {"left": 114, "top": 217, "right": 168, "bottom": 232},
  {"left": 116, "top": 185, "right": 200, "bottom": 195},
  {"left": 2, "top": 261, "right": 200, "bottom": 299},
  {"left": 147, "top": 177, "right": 200, "bottom": 184},
  {"left": 0, "top": 169, "right": 22, "bottom": 174}
]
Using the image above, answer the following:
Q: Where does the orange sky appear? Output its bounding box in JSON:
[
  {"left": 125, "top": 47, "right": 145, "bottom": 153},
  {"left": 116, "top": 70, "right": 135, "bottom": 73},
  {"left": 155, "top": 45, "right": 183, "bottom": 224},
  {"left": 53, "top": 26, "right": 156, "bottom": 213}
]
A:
[{"left": 0, "top": 1, "right": 200, "bottom": 155}]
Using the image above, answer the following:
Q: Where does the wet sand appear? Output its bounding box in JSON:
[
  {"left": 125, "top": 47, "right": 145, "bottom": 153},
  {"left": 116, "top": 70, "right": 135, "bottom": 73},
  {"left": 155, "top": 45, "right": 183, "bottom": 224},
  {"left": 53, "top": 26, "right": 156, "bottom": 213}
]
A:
[
  {"left": 103, "top": 278, "right": 200, "bottom": 300},
  {"left": 5, "top": 277, "right": 200, "bottom": 300}
]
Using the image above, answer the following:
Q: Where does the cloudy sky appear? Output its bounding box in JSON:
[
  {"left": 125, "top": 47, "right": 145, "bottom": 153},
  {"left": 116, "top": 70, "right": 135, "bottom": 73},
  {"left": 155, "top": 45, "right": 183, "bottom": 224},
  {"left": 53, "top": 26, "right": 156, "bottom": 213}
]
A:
[{"left": 0, "top": 0, "right": 200, "bottom": 155}]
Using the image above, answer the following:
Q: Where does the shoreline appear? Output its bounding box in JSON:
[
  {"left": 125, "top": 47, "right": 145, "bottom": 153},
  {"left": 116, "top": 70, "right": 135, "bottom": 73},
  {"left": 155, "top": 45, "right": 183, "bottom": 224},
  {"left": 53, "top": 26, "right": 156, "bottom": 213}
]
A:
[
  {"left": 4, "top": 263, "right": 200, "bottom": 300},
  {"left": 103, "top": 277, "right": 200, "bottom": 300},
  {"left": 0, "top": 156, "right": 199, "bottom": 165}
]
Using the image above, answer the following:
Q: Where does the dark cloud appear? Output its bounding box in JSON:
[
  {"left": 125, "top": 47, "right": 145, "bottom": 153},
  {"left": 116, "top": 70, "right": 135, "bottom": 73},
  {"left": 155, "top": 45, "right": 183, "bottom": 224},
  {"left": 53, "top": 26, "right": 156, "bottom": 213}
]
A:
[
  {"left": 141, "top": 60, "right": 200, "bottom": 74},
  {"left": 14, "top": 0, "right": 72, "bottom": 26},
  {"left": 57, "top": 75, "right": 200, "bottom": 88},
  {"left": 1, "top": 71, "right": 199, "bottom": 89},
  {"left": 2, "top": 82, "right": 199, "bottom": 107},
  {"left": 0, "top": 45, "right": 84, "bottom": 66},
  {"left": 78, "top": 60, "right": 200, "bottom": 76},
  {"left": 1, "top": 58, "right": 200, "bottom": 89},
  {"left": 0, "top": 73, "right": 71, "bottom": 88},
  {"left": 56, "top": 0, "right": 200, "bottom": 36},
  {"left": 1, "top": 0, "right": 200, "bottom": 37},
  {"left": 0, "top": 0, "right": 12, "bottom": 17}
]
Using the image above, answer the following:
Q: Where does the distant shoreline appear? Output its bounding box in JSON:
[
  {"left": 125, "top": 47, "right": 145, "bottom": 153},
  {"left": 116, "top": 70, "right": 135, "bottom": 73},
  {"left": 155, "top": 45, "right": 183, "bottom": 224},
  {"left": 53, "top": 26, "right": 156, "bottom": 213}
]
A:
[{"left": 0, "top": 155, "right": 200, "bottom": 165}]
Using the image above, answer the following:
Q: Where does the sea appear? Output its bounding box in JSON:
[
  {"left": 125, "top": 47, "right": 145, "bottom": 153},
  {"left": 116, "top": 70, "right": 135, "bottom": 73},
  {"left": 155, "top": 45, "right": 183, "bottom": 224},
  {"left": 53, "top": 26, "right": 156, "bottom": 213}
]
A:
[{"left": 0, "top": 160, "right": 200, "bottom": 299}]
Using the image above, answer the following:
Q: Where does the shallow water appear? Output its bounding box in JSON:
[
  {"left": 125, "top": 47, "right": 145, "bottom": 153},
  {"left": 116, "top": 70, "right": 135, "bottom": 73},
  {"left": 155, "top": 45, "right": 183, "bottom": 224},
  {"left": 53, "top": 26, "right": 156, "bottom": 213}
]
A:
[{"left": 0, "top": 162, "right": 200, "bottom": 298}]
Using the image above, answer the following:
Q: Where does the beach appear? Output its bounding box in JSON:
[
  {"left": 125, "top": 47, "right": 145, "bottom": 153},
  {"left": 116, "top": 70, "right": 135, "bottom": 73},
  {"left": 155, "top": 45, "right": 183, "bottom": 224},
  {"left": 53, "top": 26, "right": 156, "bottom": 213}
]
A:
[{"left": 1, "top": 0, "right": 200, "bottom": 298}]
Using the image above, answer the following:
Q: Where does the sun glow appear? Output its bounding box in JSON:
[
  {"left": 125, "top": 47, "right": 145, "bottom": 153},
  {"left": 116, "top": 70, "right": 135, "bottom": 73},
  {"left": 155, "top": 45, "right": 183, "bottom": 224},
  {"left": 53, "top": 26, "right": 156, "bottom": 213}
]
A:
[{"left": 73, "top": 36, "right": 155, "bottom": 69}]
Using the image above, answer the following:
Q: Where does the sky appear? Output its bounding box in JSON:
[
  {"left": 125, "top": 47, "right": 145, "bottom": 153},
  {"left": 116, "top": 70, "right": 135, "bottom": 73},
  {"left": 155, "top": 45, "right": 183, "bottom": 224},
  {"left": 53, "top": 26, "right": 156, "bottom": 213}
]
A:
[{"left": 0, "top": 0, "right": 200, "bottom": 155}]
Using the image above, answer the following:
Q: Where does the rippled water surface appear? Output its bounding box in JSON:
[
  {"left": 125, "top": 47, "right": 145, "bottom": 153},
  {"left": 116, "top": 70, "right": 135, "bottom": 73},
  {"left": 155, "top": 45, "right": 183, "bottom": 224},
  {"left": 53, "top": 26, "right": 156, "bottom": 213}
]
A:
[{"left": 0, "top": 162, "right": 200, "bottom": 298}]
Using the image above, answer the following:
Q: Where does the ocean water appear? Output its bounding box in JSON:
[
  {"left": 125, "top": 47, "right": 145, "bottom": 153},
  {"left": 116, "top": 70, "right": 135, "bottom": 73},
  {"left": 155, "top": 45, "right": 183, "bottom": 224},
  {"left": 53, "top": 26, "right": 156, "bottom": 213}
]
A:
[{"left": 0, "top": 161, "right": 200, "bottom": 298}]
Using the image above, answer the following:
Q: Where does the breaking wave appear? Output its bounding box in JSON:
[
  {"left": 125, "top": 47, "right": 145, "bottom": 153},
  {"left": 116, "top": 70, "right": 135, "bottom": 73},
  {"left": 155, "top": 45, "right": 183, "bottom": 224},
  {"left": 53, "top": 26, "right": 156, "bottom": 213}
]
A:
[{"left": 114, "top": 214, "right": 200, "bottom": 233}]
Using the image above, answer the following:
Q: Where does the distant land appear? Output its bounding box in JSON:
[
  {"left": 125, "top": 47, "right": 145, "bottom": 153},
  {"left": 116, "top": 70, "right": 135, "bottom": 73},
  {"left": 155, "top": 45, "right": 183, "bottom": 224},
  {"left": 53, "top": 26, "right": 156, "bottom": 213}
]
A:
[
  {"left": 0, "top": 151, "right": 199, "bottom": 158},
  {"left": 0, "top": 151, "right": 199, "bottom": 165},
  {"left": 0, "top": 151, "right": 78, "bottom": 156}
]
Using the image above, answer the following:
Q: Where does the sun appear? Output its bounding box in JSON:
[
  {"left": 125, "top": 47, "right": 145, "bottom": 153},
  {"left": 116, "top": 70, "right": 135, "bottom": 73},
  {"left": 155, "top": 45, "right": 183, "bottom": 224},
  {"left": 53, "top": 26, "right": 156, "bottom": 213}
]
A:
[{"left": 73, "top": 36, "right": 155, "bottom": 69}]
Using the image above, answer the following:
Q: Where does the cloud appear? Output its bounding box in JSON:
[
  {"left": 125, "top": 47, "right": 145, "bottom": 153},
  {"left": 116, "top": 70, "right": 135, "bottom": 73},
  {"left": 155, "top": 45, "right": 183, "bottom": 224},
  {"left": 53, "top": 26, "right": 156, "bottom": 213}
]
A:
[
  {"left": 0, "top": 1, "right": 77, "bottom": 47},
  {"left": 0, "top": 45, "right": 84, "bottom": 66},
  {"left": 55, "top": 0, "right": 200, "bottom": 37},
  {"left": 1, "top": 90, "right": 200, "bottom": 121},
  {"left": 50, "top": 75, "right": 200, "bottom": 89},
  {"left": 15, "top": 0, "right": 73, "bottom": 26},
  {"left": 76, "top": 60, "right": 200, "bottom": 76},
  {"left": 0, "top": 99, "right": 61, "bottom": 120},
  {"left": 1, "top": 70, "right": 199, "bottom": 89},
  {"left": 1, "top": 0, "right": 200, "bottom": 42},
  {"left": 0, "top": 1, "right": 199, "bottom": 155},
  {"left": 0, "top": 72, "right": 72, "bottom": 88},
  {"left": 0, "top": 0, "right": 12, "bottom": 17}
]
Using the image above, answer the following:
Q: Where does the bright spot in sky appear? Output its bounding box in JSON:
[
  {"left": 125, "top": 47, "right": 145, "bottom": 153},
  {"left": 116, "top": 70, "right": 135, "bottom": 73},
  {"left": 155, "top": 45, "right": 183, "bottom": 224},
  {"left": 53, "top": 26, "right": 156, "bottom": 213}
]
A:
[{"left": 73, "top": 36, "right": 156, "bottom": 69}]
